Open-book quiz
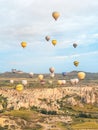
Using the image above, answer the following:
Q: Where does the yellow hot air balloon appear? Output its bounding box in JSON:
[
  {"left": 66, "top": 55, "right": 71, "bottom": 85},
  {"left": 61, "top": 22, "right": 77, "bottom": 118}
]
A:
[
  {"left": 52, "top": 11, "right": 60, "bottom": 21},
  {"left": 78, "top": 72, "right": 86, "bottom": 80},
  {"left": 21, "top": 42, "right": 27, "bottom": 48},
  {"left": 57, "top": 80, "right": 62, "bottom": 85},
  {"left": 52, "top": 40, "right": 57, "bottom": 46},
  {"left": 38, "top": 74, "right": 44, "bottom": 81},
  {"left": 73, "top": 61, "right": 79, "bottom": 67},
  {"left": 16, "top": 84, "right": 24, "bottom": 91}
]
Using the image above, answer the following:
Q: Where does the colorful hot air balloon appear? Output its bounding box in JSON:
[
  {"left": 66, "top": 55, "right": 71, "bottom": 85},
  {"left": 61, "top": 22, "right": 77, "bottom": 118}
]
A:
[
  {"left": 49, "top": 67, "right": 55, "bottom": 73},
  {"left": 52, "top": 11, "right": 60, "bottom": 21},
  {"left": 21, "top": 42, "right": 27, "bottom": 48},
  {"left": 73, "top": 61, "right": 79, "bottom": 67},
  {"left": 45, "top": 36, "right": 50, "bottom": 41},
  {"left": 38, "top": 74, "right": 44, "bottom": 81},
  {"left": 73, "top": 43, "right": 77, "bottom": 48},
  {"left": 52, "top": 40, "right": 57, "bottom": 46},
  {"left": 78, "top": 72, "right": 86, "bottom": 80},
  {"left": 16, "top": 84, "right": 24, "bottom": 91}
]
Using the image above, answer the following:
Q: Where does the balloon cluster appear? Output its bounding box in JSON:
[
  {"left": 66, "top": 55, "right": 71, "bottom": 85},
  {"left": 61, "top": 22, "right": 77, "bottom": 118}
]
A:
[{"left": 45, "top": 12, "right": 60, "bottom": 46}]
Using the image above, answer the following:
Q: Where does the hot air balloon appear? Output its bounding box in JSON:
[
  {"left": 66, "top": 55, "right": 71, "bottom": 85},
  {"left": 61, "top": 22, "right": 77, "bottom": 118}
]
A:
[
  {"left": 16, "top": 84, "right": 24, "bottom": 91},
  {"left": 22, "top": 80, "right": 27, "bottom": 86},
  {"left": 10, "top": 80, "right": 14, "bottom": 84},
  {"left": 50, "top": 73, "right": 55, "bottom": 78},
  {"left": 73, "top": 61, "right": 79, "bottom": 67},
  {"left": 52, "top": 40, "right": 57, "bottom": 46},
  {"left": 73, "top": 43, "right": 77, "bottom": 48},
  {"left": 40, "top": 80, "right": 45, "bottom": 85},
  {"left": 57, "top": 80, "right": 62, "bottom": 85},
  {"left": 38, "top": 74, "right": 44, "bottom": 81},
  {"left": 62, "top": 72, "right": 66, "bottom": 76},
  {"left": 78, "top": 72, "right": 86, "bottom": 80},
  {"left": 21, "top": 42, "right": 27, "bottom": 48},
  {"left": 29, "top": 72, "right": 34, "bottom": 78},
  {"left": 48, "top": 80, "right": 53, "bottom": 85},
  {"left": 45, "top": 36, "right": 50, "bottom": 41},
  {"left": 62, "top": 80, "right": 66, "bottom": 85},
  {"left": 52, "top": 11, "right": 60, "bottom": 21},
  {"left": 70, "top": 78, "right": 79, "bottom": 85},
  {"left": 49, "top": 67, "right": 55, "bottom": 73}
]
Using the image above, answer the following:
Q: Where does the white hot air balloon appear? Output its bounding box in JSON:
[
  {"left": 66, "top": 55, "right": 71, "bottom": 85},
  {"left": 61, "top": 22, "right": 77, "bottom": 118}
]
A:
[
  {"left": 10, "top": 80, "right": 14, "bottom": 84},
  {"left": 70, "top": 78, "right": 79, "bottom": 85},
  {"left": 22, "top": 80, "right": 28, "bottom": 86},
  {"left": 62, "top": 80, "right": 66, "bottom": 85},
  {"left": 29, "top": 72, "right": 34, "bottom": 78},
  {"left": 50, "top": 73, "right": 55, "bottom": 78}
]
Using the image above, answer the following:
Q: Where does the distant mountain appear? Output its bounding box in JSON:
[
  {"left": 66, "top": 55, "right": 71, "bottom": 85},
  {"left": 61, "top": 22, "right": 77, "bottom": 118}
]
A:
[{"left": 0, "top": 71, "right": 98, "bottom": 80}]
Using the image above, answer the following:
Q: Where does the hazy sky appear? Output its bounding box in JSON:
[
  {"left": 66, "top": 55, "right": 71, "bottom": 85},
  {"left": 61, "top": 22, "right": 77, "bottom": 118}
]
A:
[{"left": 0, "top": 0, "right": 98, "bottom": 73}]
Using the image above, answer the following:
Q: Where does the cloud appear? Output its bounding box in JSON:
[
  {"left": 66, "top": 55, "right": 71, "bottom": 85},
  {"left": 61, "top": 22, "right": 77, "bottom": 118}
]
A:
[
  {"left": 53, "top": 51, "right": 98, "bottom": 60},
  {"left": 0, "top": 0, "right": 98, "bottom": 72}
]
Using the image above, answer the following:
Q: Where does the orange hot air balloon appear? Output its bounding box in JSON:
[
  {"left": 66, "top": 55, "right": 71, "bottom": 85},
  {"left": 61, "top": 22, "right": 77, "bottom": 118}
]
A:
[
  {"left": 73, "top": 61, "right": 79, "bottom": 67},
  {"left": 38, "top": 74, "right": 44, "bottom": 81},
  {"left": 52, "top": 40, "right": 57, "bottom": 46},
  {"left": 52, "top": 11, "right": 60, "bottom": 21},
  {"left": 45, "top": 36, "right": 50, "bottom": 41},
  {"left": 21, "top": 42, "right": 27, "bottom": 48},
  {"left": 78, "top": 72, "right": 86, "bottom": 80}
]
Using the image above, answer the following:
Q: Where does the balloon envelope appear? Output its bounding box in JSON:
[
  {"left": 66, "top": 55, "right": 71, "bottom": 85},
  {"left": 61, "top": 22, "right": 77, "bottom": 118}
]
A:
[
  {"left": 52, "top": 11, "right": 60, "bottom": 20},
  {"left": 29, "top": 72, "right": 34, "bottom": 78},
  {"left": 22, "top": 80, "right": 27, "bottom": 86},
  {"left": 38, "top": 74, "right": 44, "bottom": 80},
  {"left": 45, "top": 36, "right": 50, "bottom": 41},
  {"left": 16, "top": 84, "right": 24, "bottom": 91},
  {"left": 73, "top": 43, "right": 77, "bottom": 48},
  {"left": 48, "top": 80, "right": 53, "bottom": 84},
  {"left": 62, "top": 80, "right": 66, "bottom": 85},
  {"left": 62, "top": 72, "right": 66, "bottom": 76},
  {"left": 49, "top": 67, "right": 55, "bottom": 73},
  {"left": 73, "top": 61, "right": 79, "bottom": 67},
  {"left": 78, "top": 72, "right": 86, "bottom": 80},
  {"left": 10, "top": 80, "right": 14, "bottom": 84},
  {"left": 52, "top": 40, "right": 57, "bottom": 46},
  {"left": 57, "top": 80, "right": 62, "bottom": 85},
  {"left": 21, "top": 42, "right": 27, "bottom": 48},
  {"left": 40, "top": 80, "right": 45, "bottom": 85},
  {"left": 50, "top": 73, "right": 55, "bottom": 78}
]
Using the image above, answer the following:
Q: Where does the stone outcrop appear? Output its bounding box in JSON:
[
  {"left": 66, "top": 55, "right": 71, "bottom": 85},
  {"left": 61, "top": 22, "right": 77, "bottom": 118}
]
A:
[{"left": 0, "top": 86, "right": 97, "bottom": 111}]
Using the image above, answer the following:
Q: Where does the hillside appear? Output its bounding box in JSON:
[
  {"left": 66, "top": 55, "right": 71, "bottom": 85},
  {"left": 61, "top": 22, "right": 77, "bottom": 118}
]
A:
[{"left": 0, "top": 71, "right": 98, "bottom": 80}]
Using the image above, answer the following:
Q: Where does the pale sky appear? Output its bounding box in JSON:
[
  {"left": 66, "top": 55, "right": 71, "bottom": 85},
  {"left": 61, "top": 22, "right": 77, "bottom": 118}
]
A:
[{"left": 0, "top": 0, "right": 98, "bottom": 73}]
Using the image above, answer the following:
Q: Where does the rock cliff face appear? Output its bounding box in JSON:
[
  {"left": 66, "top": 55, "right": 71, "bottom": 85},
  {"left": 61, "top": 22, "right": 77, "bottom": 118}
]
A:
[{"left": 0, "top": 86, "right": 98, "bottom": 111}]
